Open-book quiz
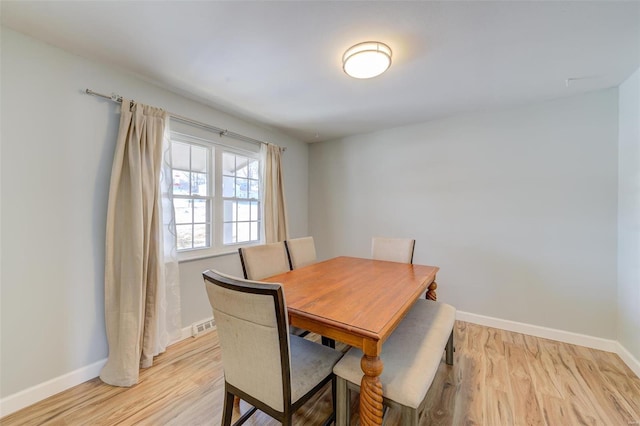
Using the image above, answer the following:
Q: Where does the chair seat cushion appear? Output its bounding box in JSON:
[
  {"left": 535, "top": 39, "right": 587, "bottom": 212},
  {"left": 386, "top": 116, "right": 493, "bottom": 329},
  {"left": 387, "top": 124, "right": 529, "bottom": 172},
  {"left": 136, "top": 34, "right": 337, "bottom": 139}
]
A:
[
  {"left": 333, "top": 300, "right": 456, "bottom": 409},
  {"left": 290, "top": 335, "right": 343, "bottom": 404}
]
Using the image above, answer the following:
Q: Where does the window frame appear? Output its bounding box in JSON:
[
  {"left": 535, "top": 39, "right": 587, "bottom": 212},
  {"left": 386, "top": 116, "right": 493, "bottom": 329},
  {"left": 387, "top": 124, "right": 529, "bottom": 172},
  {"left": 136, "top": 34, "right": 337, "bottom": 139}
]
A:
[
  {"left": 171, "top": 136, "right": 214, "bottom": 253},
  {"left": 169, "top": 130, "right": 264, "bottom": 262},
  {"left": 221, "top": 152, "right": 262, "bottom": 246}
]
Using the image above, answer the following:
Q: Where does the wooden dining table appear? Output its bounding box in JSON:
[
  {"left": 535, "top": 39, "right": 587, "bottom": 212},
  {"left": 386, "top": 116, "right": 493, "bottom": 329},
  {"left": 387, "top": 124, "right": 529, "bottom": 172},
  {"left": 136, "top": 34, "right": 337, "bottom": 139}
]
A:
[{"left": 263, "top": 256, "right": 439, "bottom": 426}]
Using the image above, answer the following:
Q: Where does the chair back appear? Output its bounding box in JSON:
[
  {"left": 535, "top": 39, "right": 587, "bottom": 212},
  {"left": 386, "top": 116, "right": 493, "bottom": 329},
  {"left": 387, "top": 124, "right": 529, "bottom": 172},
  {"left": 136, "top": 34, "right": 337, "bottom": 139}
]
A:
[
  {"left": 239, "top": 242, "right": 291, "bottom": 280},
  {"left": 285, "top": 236, "right": 317, "bottom": 269},
  {"left": 203, "top": 270, "right": 292, "bottom": 412},
  {"left": 371, "top": 237, "right": 416, "bottom": 264}
]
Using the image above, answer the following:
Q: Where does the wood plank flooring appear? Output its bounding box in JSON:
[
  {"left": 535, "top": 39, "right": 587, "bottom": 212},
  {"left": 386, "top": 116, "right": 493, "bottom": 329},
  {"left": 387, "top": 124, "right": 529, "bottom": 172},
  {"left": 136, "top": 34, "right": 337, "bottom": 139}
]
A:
[{"left": 2, "top": 321, "right": 639, "bottom": 425}]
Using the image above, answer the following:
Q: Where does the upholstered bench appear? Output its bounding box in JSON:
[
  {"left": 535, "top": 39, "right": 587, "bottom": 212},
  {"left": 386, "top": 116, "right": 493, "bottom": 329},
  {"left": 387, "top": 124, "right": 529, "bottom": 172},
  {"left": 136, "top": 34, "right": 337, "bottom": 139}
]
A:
[{"left": 333, "top": 300, "right": 456, "bottom": 425}]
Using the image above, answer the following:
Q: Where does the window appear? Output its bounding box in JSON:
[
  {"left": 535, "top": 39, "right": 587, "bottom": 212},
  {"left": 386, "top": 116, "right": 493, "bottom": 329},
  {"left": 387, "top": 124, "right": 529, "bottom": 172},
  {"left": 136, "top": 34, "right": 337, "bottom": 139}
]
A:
[
  {"left": 169, "top": 127, "right": 262, "bottom": 259},
  {"left": 172, "top": 141, "right": 212, "bottom": 251},
  {"left": 222, "top": 152, "right": 261, "bottom": 244}
]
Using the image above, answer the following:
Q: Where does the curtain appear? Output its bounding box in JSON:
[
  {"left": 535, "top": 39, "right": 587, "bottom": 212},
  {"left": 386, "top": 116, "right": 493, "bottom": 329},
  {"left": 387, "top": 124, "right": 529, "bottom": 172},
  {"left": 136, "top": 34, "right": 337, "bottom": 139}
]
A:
[
  {"left": 263, "top": 143, "right": 289, "bottom": 243},
  {"left": 156, "top": 122, "right": 182, "bottom": 360},
  {"left": 100, "top": 99, "right": 181, "bottom": 387}
]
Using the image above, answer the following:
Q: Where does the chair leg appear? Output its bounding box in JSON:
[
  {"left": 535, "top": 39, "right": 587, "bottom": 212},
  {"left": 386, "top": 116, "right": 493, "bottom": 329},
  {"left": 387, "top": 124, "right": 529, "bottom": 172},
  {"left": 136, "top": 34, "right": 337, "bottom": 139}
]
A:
[
  {"left": 233, "top": 406, "right": 258, "bottom": 426},
  {"left": 446, "top": 330, "right": 454, "bottom": 365},
  {"left": 222, "top": 390, "right": 234, "bottom": 426},
  {"left": 283, "top": 412, "right": 293, "bottom": 426},
  {"left": 322, "top": 377, "right": 338, "bottom": 426},
  {"left": 335, "top": 377, "right": 350, "bottom": 426},
  {"left": 332, "top": 376, "right": 337, "bottom": 415}
]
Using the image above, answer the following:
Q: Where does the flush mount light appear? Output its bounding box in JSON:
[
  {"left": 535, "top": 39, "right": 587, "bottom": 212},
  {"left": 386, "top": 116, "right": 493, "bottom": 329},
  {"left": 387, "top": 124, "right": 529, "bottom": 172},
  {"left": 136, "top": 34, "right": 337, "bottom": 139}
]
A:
[{"left": 342, "top": 41, "right": 392, "bottom": 79}]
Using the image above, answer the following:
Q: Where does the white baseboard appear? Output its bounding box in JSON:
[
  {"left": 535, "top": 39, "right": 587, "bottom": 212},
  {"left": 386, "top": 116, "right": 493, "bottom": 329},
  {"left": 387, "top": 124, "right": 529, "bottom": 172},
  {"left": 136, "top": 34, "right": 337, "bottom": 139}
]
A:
[
  {"left": 178, "top": 324, "right": 194, "bottom": 342},
  {"left": 1, "top": 313, "right": 634, "bottom": 418},
  {"left": 0, "top": 320, "right": 211, "bottom": 418},
  {"left": 456, "top": 310, "right": 619, "bottom": 352},
  {"left": 615, "top": 341, "right": 640, "bottom": 378},
  {"left": 456, "top": 310, "right": 640, "bottom": 377},
  {"left": 176, "top": 316, "right": 216, "bottom": 341},
  {"left": 0, "top": 358, "right": 107, "bottom": 418}
]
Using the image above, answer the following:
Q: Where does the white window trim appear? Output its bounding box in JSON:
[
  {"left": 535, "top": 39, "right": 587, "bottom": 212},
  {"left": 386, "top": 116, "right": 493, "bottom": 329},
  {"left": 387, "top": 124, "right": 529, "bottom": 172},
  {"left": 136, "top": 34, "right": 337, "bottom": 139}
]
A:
[{"left": 169, "top": 130, "right": 264, "bottom": 262}]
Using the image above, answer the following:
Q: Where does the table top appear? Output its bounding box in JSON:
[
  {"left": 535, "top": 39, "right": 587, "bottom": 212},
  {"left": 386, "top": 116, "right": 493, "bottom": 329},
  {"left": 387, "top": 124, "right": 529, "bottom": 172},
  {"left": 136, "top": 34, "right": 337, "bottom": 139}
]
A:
[{"left": 263, "top": 256, "right": 439, "bottom": 354}]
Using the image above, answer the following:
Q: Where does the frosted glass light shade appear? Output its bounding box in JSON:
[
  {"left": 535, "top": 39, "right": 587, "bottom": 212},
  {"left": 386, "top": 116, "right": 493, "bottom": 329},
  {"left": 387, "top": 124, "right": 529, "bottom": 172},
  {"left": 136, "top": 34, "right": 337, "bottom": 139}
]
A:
[{"left": 342, "top": 42, "right": 392, "bottom": 79}]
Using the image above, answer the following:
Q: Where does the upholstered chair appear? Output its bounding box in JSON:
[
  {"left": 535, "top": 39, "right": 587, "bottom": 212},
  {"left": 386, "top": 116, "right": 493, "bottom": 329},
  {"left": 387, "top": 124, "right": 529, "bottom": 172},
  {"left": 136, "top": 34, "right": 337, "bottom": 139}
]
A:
[
  {"left": 284, "top": 236, "right": 337, "bottom": 348},
  {"left": 284, "top": 236, "right": 317, "bottom": 269},
  {"left": 371, "top": 237, "right": 416, "bottom": 264},
  {"left": 239, "top": 243, "right": 308, "bottom": 337},
  {"left": 203, "top": 269, "right": 343, "bottom": 426},
  {"left": 238, "top": 242, "right": 291, "bottom": 280},
  {"left": 371, "top": 237, "right": 450, "bottom": 352}
]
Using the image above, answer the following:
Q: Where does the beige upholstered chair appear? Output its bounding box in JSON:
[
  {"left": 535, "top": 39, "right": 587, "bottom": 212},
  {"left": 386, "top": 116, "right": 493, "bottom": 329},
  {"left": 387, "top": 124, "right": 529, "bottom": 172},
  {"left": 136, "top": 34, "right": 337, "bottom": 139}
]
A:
[
  {"left": 238, "top": 242, "right": 308, "bottom": 337},
  {"left": 203, "top": 269, "right": 343, "bottom": 426},
  {"left": 284, "top": 236, "right": 317, "bottom": 269},
  {"left": 238, "top": 242, "right": 291, "bottom": 280},
  {"left": 371, "top": 237, "right": 416, "bottom": 264},
  {"left": 370, "top": 237, "right": 452, "bottom": 357},
  {"left": 284, "top": 236, "right": 336, "bottom": 348}
]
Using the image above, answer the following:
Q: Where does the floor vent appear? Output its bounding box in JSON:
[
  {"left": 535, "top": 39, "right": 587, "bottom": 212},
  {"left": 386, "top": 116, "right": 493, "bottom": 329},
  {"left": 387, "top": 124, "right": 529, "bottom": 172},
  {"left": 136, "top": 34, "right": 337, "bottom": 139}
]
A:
[{"left": 192, "top": 319, "right": 215, "bottom": 337}]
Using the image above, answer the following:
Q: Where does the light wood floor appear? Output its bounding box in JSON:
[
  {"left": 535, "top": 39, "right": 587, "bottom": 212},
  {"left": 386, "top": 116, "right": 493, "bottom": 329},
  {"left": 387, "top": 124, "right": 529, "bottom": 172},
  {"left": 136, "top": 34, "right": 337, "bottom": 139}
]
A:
[{"left": 2, "top": 321, "right": 639, "bottom": 425}]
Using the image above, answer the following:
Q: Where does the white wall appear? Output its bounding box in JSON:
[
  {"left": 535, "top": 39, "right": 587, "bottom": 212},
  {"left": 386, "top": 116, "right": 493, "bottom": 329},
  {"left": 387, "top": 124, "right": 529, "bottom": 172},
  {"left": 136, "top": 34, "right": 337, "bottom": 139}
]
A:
[
  {"left": 309, "top": 90, "right": 619, "bottom": 340},
  {"left": 618, "top": 67, "right": 640, "bottom": 361},
  {"left": 0, "top": 27, "right": 308, "bottom": 400}
]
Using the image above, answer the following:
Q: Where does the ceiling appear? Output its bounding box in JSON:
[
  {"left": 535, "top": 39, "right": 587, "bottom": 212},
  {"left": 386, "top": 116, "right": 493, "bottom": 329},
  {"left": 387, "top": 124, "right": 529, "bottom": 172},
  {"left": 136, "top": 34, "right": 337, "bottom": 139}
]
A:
[{"left": 2, "top": 1, "right": 639, "bottom": 143}]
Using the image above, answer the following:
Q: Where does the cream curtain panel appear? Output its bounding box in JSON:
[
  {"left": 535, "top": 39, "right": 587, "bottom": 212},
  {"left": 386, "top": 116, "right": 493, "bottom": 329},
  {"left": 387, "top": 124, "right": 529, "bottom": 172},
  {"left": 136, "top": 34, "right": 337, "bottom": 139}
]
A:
[
  {"left": 100, "top": 100, "right": 181, "bottom": 387},
  {"left": 263, "top": 143, "right": 289, "bottom": 243}
]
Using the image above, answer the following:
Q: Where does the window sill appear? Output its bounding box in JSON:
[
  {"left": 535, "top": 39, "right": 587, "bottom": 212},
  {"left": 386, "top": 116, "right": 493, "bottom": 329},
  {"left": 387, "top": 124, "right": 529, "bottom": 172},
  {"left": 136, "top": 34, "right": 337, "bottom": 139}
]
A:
[
  {"left": 177, "top": 241, "right": 264, "bottom": 263},
  {"left": 177, "top": 249, "right": 239, "bottom": 264}
]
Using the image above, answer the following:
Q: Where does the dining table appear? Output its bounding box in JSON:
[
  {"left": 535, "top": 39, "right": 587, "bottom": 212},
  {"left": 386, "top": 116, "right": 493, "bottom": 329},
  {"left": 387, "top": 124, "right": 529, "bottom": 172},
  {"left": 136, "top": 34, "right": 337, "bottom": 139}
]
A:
[{"left": 263, "top": 256, "right": 439, "bottom": 426}]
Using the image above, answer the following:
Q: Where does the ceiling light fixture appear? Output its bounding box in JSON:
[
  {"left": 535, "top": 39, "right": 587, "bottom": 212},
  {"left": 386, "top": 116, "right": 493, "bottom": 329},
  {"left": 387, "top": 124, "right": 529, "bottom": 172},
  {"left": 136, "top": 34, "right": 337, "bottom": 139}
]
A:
[{"left": 342, "top": 41, "right": 392, "bottom": 79}]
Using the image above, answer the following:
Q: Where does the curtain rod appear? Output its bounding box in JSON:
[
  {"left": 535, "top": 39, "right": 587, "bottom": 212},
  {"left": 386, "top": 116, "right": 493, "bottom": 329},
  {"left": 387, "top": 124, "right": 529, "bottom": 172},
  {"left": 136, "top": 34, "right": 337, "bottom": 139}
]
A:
[{"left": 85, "top": 89, "right": 283, "bottom": 150}]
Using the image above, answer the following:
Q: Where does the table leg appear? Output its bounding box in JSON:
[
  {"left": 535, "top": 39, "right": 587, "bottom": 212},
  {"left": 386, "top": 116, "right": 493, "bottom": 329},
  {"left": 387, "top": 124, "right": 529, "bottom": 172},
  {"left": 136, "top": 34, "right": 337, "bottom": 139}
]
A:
[
  {"left": 359, "top": 354, "right": 384, "bottom": 425},
  {"left": 426, "top": 280, "right": 438, "bottom": 301}
]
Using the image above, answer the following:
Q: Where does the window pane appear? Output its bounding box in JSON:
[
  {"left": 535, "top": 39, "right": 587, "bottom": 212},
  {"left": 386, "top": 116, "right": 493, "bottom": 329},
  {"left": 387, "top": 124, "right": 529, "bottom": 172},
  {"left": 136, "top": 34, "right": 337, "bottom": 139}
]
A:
[
  {"left": 176, "top": 224, "right": 193, "bottom": 250},
  {"left": 250, "top": 201, "right": 259, "bottom": 220},
  {"left": 237, "top": 222, "right": 250, "bottom": 243},
  {"left": 192, "top": 172, "right": 207, "bottom": 196},
  {"left": 193, "top": 224, "right": 208, "bottom": 248},
  {"left": 223, "top": 200, "right": 236, "bottom": 221},
  {"left": 174, "top": 198, "right": 192, "bottom": 224},
  {"left": 250, "top": 222, "right": 258, "bottom": 241},
  {"left": 237, "top": 201, "right": 250, "bottom": 221},
  {"left": 236, "top": 178, "right": 248, "bottom": 198},
  {"left": 236, "top": 157, "right": 249, "bottom": 178},
  {"left": 222, "top": 153, "right": 236, "bottom": 176},
  {"left": 224, "top": 223, "right": 234, "bottom": 244},
  {"left": 191, "top": 145, "right": 207, "bottom": 172},
  {"left": 193, "top": 199, "right": 208, "bottom": 223},
  {"left": 248, "top": 160, "right": 259, "bottom": 179},
  {"left": 222, "top": 176, "right": 235, "bottom": 197},
  {"left": 173, "top": 170, "right": 190, "bottom": 195},
  {"left": 249, "top": 180, "right": 259, "bottom": 199},
  {"left": 172, "top": 142, "right": 190, "bottom": 170}
]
